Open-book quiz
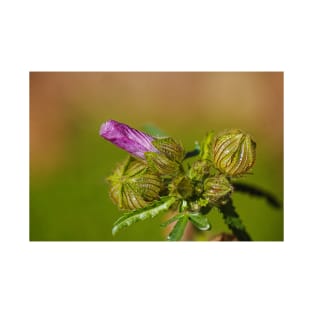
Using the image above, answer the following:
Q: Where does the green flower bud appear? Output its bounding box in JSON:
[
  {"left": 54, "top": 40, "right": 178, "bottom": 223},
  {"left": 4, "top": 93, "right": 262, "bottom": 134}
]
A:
[
  {"left": 107, "top": 157, "right": 162, "bottom": 211},
  {"left": 168, "top": 175, "right": 193, "bottom": 199},
  {"left": 188, "top": 160, "right": 211, "bottom": 181},
  {"left": 203, "top": 176, "right": 233, "bottom": 205},
  {"left": 145, "top": 137, "right": 185, "bottom": 176},
  {"left": 152, "top": 137, "right": 185, "bottom": 163},
  {"left": 212, "top": 129, "right": 256, "bottom": 176},
  {"left": 145, "top": 152, "right": 181, "bottom": 176}
]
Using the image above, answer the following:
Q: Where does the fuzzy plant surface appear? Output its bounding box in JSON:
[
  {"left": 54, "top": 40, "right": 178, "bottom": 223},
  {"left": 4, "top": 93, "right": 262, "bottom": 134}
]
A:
[{"left": 99, "top": 120, "right": 279, "bottom": 241}]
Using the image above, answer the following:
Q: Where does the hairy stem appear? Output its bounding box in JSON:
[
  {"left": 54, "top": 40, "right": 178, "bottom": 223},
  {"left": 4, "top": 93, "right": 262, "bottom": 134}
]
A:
[
  {"left": 233, "top": 182, "right": 281, "bottom": 209},
  {"left": 184, "top": 149, "right": 200, "bottom": 160},
  {"left": 219, "top": 199, "right": 252, "bottom": 241}
]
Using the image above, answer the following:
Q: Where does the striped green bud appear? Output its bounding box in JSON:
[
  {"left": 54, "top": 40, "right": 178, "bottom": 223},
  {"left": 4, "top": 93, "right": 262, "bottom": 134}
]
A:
[
  {"left": 212, "top": 129, "right": 256, "bottom": 176},
  {"left": 203, "top": 176, "right": 233, "bottom": 205},
  {"left": 168, "top": 175, "right": 193, "bottom": 199},
  {"left": 145, "top": 137, "right": 184, "bottom": 176},
  {"left": 152, "top": 137, "right": 185, "bottom": 163},
  {"left": 188, "top": 160, "right": 211, "bottom": 181},
  {"left": 107, "top": 156, "right": 162, "bottom": 211}
]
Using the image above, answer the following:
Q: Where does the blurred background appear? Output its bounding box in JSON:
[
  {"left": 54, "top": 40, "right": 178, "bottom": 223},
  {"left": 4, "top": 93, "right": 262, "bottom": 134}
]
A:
[{"left": 30, "top": 72, "right": 283, "bottom": 241}]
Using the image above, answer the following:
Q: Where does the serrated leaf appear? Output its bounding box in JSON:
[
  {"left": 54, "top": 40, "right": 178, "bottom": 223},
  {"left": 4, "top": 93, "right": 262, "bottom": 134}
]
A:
[
  {"left": 167, "top": 215, "right": 188, "bottom": 241},
  {"left": 160, "top": 214, "right": 184, "bottom": 227},
  {"left": 188, "top": 213, "right": 211, "bottom": 231},
  {"left": 112, "top": 197, "right": 176, "bottom": 236}
]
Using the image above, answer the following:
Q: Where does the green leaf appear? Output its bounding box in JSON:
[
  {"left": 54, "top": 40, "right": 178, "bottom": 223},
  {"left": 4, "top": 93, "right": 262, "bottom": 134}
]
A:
[
  {"left": 160, "top": 213, "right": 184, "bottom": 227},
  {"left": 188, "top": 213, "right": 211, "bottom": 231},
  {"left": 167, "top": 215, "right": 188, "bottom": 241},
  {"left": 180, "top": 200, "right": 188, "bottom": 212},
  {"left": 112, "top": 197, "right": 176, "bottom": 236}
]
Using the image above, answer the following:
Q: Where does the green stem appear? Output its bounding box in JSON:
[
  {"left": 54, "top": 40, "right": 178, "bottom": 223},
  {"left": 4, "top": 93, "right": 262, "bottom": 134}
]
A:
[
  {"left": 233, "top": 182, "right": 281, "bottom": 209},
  {"left": 184, "top": 148, "right": 200, "bottom": 160},
  {"left": 219, "top": 199, "right": 252, "bottom": 241}
]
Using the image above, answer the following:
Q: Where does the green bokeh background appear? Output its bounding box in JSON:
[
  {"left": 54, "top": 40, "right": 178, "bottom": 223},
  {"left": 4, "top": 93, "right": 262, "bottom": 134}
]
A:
[{"left": 30, "top": 72, "right": 283, "bottom": 241}]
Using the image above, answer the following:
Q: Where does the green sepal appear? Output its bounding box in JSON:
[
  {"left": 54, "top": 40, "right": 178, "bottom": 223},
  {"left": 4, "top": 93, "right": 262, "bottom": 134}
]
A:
[
  {"left": 188, "top": 213, "right": 211, "bottom": 231},
  {"left": 112, "top": 196, "right": 176, "bottom": 236},
  {"left": 200, "top": 130, "right": 215, "bottom": 161},
  {"left": 167, "top": 214, "right": 189, "bottom": 241}
]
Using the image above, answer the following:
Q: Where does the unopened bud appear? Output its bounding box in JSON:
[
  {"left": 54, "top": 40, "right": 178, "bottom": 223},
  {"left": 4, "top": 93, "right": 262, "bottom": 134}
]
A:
[
  {"left": 152, "top": 137, "right": 185, "bottom": 162},
  {"left": 168, "top": 176, "right": 193, "bottom": 199},
  {"left": 188, "top": 160, "right": 211, "bottom": 181},
  {"left": 212, "top": 129, "right": 256, "bottom": 176},
  {"left": 107, "top": 157, "right": 162, "bottom": 211},
  {"left": 203, "top": 176, "right": 233, "bottom": 205},
  {"left": 145, "top": 137, "right": 184, "bottom": 176}
]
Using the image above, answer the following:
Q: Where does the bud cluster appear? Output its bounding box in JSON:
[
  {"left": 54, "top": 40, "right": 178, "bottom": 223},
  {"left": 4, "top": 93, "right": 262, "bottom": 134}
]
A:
[{"left": 100, "top": 120, "right": 256, "bottom": 213}]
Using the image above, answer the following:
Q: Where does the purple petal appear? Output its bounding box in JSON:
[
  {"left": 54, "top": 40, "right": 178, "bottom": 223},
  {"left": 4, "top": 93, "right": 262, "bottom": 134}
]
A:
[{"left": 99, "top": 120, "right": 159, "bottom": 159}]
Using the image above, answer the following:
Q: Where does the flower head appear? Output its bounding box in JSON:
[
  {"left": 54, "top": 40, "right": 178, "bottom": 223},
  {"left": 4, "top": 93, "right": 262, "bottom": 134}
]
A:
[{"left": 99, "top": 120, "right": 158, "bottom": 159}]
